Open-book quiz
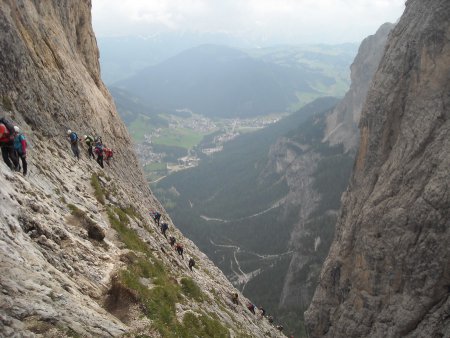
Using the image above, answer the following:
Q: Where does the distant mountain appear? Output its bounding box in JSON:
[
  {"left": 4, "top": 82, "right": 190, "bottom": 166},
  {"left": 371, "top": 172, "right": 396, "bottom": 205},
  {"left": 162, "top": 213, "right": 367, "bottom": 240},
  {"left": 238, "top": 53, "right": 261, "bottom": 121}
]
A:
[
  {"left": 98, "top": 33, "right": 257, "bottom": 84},
  {"left": 115, "top": 44, "right": 328, "bottom": 118}
]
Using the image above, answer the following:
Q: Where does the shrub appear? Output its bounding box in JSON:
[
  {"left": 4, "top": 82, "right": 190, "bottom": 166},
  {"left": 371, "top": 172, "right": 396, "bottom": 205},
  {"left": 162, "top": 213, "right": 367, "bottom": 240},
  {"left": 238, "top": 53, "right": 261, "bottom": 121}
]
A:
[
  {"left": 90, "top": 174, "right": 105, "bottom": 205},
  {"left": 180, "top": 277, "right": 204, "bottom": 302}
]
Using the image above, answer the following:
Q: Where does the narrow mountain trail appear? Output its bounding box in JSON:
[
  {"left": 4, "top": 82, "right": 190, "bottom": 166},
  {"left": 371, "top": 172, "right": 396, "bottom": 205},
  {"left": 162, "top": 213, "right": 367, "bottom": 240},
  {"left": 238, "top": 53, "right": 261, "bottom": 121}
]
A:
[
  {"left": 210, "top": 239, "right": 293, "bottom": 293},
  {"left": 201, "top": 197, "right": 287, "bottom": 223}
]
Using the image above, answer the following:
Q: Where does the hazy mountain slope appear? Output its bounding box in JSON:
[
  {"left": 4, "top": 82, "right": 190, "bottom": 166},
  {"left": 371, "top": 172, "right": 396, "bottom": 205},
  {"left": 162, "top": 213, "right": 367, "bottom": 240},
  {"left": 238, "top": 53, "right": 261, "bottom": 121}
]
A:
[
  {"left": 116, "top": 44, "right": 337, "bottom": 118},
  {"left": 0, "top": 1, "right": 285, "bottom": 337},
  {"left": 305, "top": 0, "right": 450, "bottom": 336}
]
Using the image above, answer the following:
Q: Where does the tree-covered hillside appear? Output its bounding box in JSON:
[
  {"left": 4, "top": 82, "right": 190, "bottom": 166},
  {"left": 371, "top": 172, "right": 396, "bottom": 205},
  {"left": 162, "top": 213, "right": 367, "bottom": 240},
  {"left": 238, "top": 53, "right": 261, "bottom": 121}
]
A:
[{"left": 152, "top": 97, "right": 356, "bottom": 337}]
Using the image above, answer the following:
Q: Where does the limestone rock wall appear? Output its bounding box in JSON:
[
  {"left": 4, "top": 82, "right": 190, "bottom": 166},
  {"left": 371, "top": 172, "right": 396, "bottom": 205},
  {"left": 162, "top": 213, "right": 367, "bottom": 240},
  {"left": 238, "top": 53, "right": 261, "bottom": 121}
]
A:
[
  {"left": 323, "top": 23, "right": 394, "bottom": 151},
  {"left": 0, "top": 1, "right": 285, "bottom": 337},
  {"left": 305, "top": 0, "right": 450, "bottom": 337}
]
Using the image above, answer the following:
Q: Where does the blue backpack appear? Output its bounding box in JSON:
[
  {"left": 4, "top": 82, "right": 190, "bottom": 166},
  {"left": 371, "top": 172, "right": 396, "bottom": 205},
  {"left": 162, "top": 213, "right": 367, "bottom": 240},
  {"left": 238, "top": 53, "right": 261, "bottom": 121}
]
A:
[{"left": 70, "top": 132, "right": 78, "bottom": 143}]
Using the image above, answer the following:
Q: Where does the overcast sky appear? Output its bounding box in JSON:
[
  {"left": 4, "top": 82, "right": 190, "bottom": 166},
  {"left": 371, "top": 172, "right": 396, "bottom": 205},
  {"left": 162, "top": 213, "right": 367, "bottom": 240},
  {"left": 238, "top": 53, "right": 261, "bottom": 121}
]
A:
[{"left": 92, "top": 0, "right": 405, "bottom": 45}]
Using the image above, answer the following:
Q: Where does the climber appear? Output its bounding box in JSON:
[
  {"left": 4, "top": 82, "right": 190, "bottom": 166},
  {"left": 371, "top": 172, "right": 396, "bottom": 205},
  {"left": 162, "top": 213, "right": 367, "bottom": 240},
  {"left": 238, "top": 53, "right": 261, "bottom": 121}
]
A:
[
  {"left": 188, "top": 257, "right": 195, "bottom": 271},
  {"left": 83, "top": 135, "right": 95, "bottom": 159},
  {"left": 0, "top": 120, "right": 19, "bottom": 171},
  {"left": 259, "top": 307, "right": 266, "bottom": 317},
  {"left": 160, "top": 222, "right": 169, "bottom": 238},
  {"left": 247, "top": 303, "right": 255, "bottom": 315},
  {"left": 276, "top": 325, "right": 284, "bottom": 332},
  {"left": 94, "top": 138, "right": 104, "bottom": 168},
  {"left": 151, "top": 211, "right": 161, "bottom": 226},
  {"left": 267, "top": 315, "right": 274, "bottom": 324},
  {"left": 104, "top": 147, "right": 113, "bottom": 165},
  {"left": 231, "top": 293, "right": 239, "bottom": 305},
  {"left": 169, "top": 235, "right": 176, "bottom": 247},
  {"left": 67, "top": 129, "right": 80, "bottom": 160},
  {"left": 175, "top": 243, "right": 184, "bottom": 259},
  {"left": 13, "top": 126, "right": 27, "bottom": 176}
]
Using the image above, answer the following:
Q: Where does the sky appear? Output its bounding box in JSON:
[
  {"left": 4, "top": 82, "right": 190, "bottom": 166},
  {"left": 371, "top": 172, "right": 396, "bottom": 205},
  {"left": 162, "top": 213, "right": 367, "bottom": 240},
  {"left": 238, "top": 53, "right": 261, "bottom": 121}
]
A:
[{"left": 92, "top": 0, "right": 405, "bottom": 45}]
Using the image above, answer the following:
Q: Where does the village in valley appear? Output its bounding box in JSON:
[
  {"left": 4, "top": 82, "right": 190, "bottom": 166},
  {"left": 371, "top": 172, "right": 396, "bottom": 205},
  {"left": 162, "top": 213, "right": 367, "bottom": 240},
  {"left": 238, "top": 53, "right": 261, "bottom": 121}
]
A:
[{"left": 134, "top": 111, "right": 288, "bottom": 182}]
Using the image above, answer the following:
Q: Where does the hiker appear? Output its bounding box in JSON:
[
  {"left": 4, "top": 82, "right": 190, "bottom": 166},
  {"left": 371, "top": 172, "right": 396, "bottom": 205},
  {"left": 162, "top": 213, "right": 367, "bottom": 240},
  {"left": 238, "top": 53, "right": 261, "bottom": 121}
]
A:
[
  {"left": 169, "top": 236, "right": 176, "bottom": 247},
  {"left": 188, "top": 257, "right": 195, "bottom": 271},
  {"left": 276, "top": 325, "right": 284, "bottom": 332},
  {"left": 247, "top": 303, "right": 255, "bottom": 315},
  {"left": 231, "top": 293, "right": 239, "bottom": 305},
  {"left": 83, "top": 135, "right": 95, "bottom": 159},
  {"left": 67, "top": 130, "right": 80, "bottom": 159},
  {"left": 175, "top": 243, "right": 184, "bottom": 258},
  {"left": 268, "top": 315, "right": 274, "bottom": 324},
  {"left": 0, "top": 119, "right": 19, "bottom": 171},
  {"left": 94, "top": 139, "right": 104, "bottom": 168},
  {"left": 104, "top": 147, "right": 113, "bottom": 165},
  {"left": 152, "top": 211, "right": 161, "bottom": 226},
  {"left": 13, "top": 126, "right": 27, "bottom": 176},
  {"left": 259, "top": 307, "right": 266, "bottom": 317},
  {"left": 160, "top": 222, "right": 169, "bottom": 238}
]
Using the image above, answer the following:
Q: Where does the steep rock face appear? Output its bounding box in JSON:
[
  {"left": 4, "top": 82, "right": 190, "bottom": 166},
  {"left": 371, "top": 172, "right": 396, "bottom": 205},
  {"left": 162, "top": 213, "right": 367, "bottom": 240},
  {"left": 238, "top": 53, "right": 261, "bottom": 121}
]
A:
[
  {"left": 0, "top": 1, "right": 285, "bottom": 337},
  {"left": 305, "top": 0, "right": 450, "bottom": 337},
  {"left": 274, "top": 23, "right": 394, "bottom": 318},
  {"left": 323, "top": 23, "right": 394, "bottom": 151}
]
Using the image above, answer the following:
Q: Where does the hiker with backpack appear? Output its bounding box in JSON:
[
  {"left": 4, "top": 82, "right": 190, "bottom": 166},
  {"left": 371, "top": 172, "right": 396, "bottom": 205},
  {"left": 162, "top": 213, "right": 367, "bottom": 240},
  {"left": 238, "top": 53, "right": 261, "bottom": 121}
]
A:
[
  {"left": 0, "top": 117, "right": 19, "bottom": 171},
  {"left": 67, "top": 130, "right": 80, "bottom": 159},
  {"left": 13, "top": 126, "right": 27, "bottom": 176},
  {"left": 169, "top": 236, "right": 176, "bottom": 247},
  {"left": 94, "top": 138, "right": 104, "bottom": 168},
  {"left": 151, "top": 211, "right": 161, "bottom": 226},
  {"left": 231, "top": 293, "right": 239, "bottom": 305},
  {"left": 160, "top": 222, "right": 169, "bottom": 238},
  {"left": 247, "top": 303, "right": 256, "bottom": 315},
  {"left": 188, "top": 257, "right": 195, "bottom": 271},
  {"left": 83, "top": 135, "right": 95, "bottom": 159},
  {"left": 175, "top": 243, "right": 184, "bottom": 259},
  {"left": 104, "top": 147, "right": 113, "bottom": 165}
]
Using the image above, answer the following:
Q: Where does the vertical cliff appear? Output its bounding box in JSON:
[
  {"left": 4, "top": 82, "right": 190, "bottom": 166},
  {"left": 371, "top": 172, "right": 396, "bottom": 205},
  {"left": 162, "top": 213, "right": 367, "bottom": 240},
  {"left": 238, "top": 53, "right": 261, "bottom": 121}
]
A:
[
  {"left": 305, "top": 0, "right": 450, "bottom": 337},
  {"left": 323, "top": 23, "right": 394, "bottom": 151},
  {"left": 0, "top": 1, "right": 285, "bottom": 337}
]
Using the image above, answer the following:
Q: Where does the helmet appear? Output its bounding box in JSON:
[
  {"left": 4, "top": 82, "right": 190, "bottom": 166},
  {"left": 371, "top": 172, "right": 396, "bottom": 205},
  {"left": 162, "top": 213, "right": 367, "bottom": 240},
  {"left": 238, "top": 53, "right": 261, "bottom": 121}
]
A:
[
  {"left": 67, "top": 129, "right": 72, "bottom": 135},
  {"left": 84, "top": 135, "right": 88, "bottom": 139},
  {"left": 14, "top": 126, "right": 20, "bottom": 133},
  {"left": 0, "top": 124, "right": 5, "bottom": 135}
]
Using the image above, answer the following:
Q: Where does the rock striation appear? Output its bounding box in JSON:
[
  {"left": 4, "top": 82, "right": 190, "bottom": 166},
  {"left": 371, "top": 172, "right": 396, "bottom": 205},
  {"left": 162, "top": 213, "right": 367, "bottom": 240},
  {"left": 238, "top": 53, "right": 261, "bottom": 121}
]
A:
[
  {"left": 305, "top": 0, "right": 450, "bottom": 337},
  {"left": 0, "top": 1, "right": 285, "bottom": 337}
]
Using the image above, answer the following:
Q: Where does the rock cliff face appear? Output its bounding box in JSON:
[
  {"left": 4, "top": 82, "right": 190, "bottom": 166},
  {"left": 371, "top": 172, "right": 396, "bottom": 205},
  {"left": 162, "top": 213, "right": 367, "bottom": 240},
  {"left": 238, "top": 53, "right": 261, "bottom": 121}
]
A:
[
  {"left": 305, "top": 0, "right": 450, "bottom": 337},
  {"left": 273, "top": 23, "right": 393, "bottom": 323},
  {"left": 0, "top": 1, "right": 284, "bottom": 337},
  {"left": 323, "top": 23, "right": 394, "bottom": 151}
]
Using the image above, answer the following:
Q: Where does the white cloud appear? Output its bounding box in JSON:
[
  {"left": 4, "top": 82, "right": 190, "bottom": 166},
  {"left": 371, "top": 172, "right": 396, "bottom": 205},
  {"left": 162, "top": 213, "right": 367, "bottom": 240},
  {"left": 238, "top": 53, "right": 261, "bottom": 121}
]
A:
[{"left": 92, "top": 0, "right": 405, "bottom": 44}]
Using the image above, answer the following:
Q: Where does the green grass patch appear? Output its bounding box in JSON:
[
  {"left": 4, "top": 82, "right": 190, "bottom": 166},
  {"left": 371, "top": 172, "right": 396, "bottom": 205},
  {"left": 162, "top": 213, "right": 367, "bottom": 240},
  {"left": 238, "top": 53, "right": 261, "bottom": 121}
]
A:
[
  {"left": 90, "top": 174, "right": 105, "bottom": 205},
  {"left": 144, "top": 162, "right": 167, "bottom": 172},
  {"left": 153, "top": 128, "right": 206, "bottom": 149},
  {"left": 107, "top": 208, "right": 150, "bottom": 254},
  {"left": 180, "top": 277, "right": 204, "bottom": 302},
  {"left": 179, "top": 313, "right": 230, "bottom": 338},
  {"left": 128, "top": 115, "right": 154, "bottom": 142}
]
